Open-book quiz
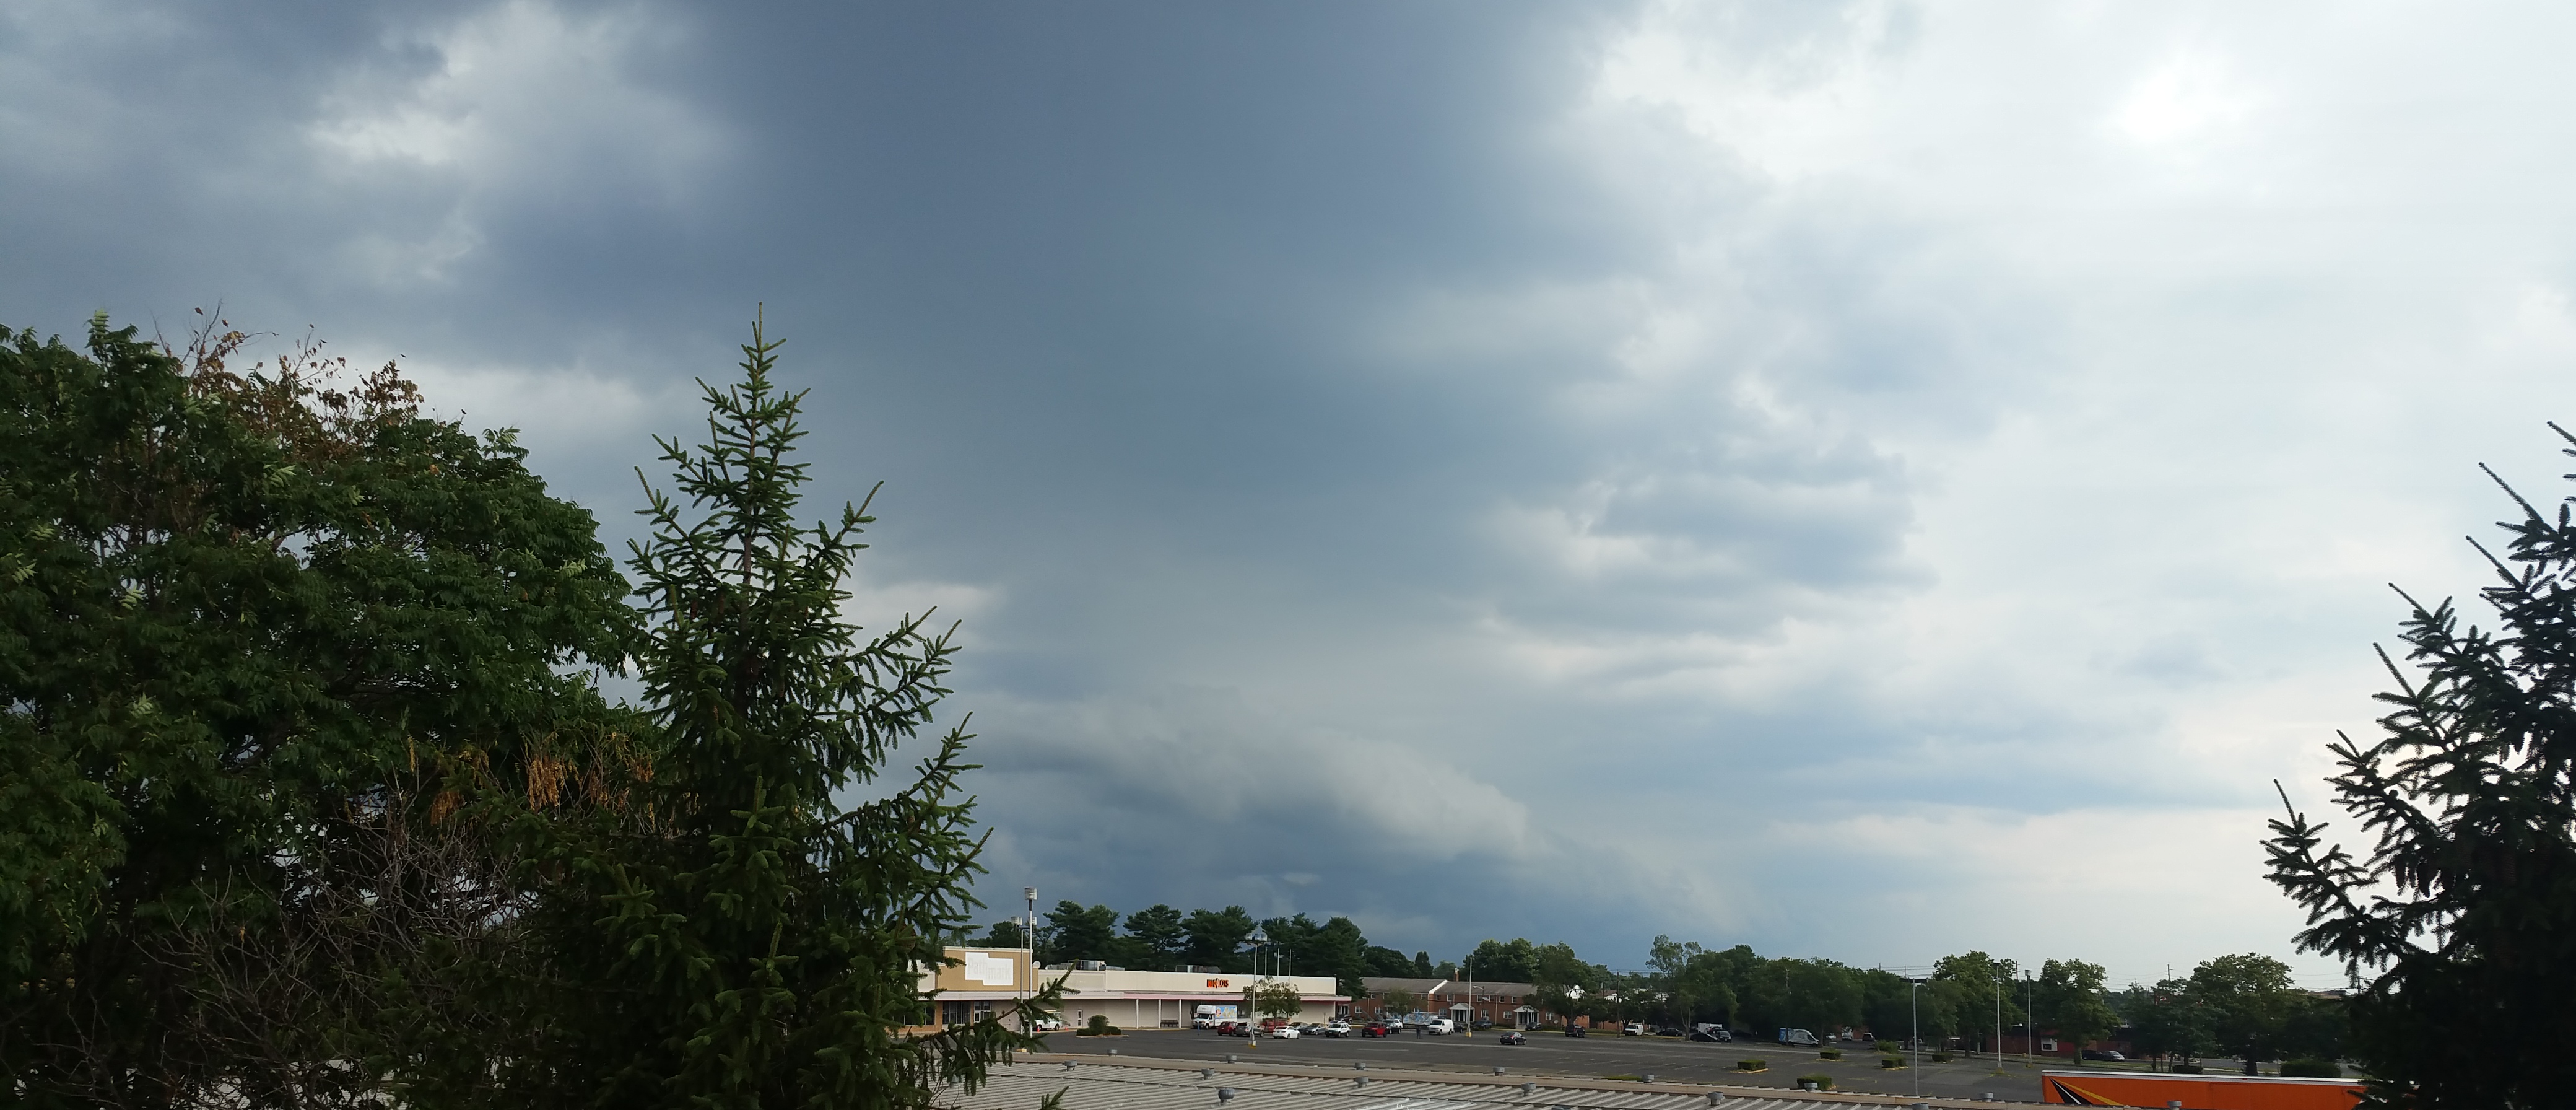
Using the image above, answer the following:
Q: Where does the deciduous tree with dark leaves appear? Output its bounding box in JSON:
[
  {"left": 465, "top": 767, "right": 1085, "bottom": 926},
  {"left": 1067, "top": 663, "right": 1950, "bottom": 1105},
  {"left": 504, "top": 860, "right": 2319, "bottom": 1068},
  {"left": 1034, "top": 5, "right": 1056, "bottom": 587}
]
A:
[
  {"left": 2268, "top": 429, "right": 2576, "bottom": 1108},
  {"left": 0, "top": 313, "right": 630, "bottom": 1108}
]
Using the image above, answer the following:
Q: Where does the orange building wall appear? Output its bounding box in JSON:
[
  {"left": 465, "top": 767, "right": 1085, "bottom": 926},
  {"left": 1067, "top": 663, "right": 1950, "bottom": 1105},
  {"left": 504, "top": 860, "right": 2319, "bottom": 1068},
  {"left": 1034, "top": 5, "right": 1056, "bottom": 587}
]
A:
[{"left": 2040, "top": 1070, "right": 2362, "bottom": 1110}]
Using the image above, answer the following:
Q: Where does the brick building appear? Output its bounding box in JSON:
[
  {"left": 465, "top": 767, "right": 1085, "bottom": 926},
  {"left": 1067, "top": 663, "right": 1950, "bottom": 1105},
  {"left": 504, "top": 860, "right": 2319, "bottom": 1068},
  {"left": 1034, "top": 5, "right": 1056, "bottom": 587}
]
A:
[{"left": 1355, "top": 976, "right": 1546, "bottom": 1029}]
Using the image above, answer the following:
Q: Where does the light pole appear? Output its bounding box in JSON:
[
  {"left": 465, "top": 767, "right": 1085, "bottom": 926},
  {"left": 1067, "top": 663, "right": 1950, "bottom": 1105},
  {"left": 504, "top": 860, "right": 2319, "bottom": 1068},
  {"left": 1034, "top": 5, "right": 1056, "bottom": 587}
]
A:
[
  {"left": 1993, "top": 971, "right": 2003, "bottom": 1072},
  {"left": 2024, "top": 972, "right": 2035, "bottom": 1067},
  {"left": 1464, "top": 952, "right": 1476, "bottom": 1038},
  {"left": 1909, "top": 978, "right": 1923, "bottom": 1099},
  {"left": 1022, "top": 886, "right": 1037, "bottom": 1038}
]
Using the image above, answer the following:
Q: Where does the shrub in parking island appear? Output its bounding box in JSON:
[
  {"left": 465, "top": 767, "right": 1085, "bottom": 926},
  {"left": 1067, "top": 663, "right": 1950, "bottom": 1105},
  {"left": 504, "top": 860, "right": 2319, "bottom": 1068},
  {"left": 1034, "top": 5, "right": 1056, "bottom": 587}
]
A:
[
  {"left": 1881, "top": 1056, "right": 1904, "bottom": 1069},
  {"left": 1796, "top": 1074, "right": 1835, "bottom": 1091},
  {"left": 1931, "top": 1050, "right": 1952, "bottom": 1062},
  {"left": 1735, "top": 1059, "right": 1765, "bottom": 1072},
  {"left": 1076, "top": 1016, "right": 1122, "bottom": 1037},
  {"left": 1817, "top": 1048, "right": 1842, "bottom": 1060},
  {"left": 1876, "top": 1040, "right": 1899, "bottom": 1054}
]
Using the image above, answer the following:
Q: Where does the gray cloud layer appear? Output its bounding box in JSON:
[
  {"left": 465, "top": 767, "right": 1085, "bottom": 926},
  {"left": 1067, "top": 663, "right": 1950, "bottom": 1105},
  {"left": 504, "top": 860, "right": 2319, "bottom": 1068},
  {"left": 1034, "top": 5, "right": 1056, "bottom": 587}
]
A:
[{"left": 12, "top": 0, "right": 2574, "bottom": 986}]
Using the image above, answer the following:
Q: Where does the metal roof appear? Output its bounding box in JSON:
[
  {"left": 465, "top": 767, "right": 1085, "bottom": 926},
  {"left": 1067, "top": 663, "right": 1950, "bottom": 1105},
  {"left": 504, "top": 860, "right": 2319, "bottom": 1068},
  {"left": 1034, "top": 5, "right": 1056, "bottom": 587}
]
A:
[{"left": 948, "top": 1057, "right": 2008, "bottom": 1110}]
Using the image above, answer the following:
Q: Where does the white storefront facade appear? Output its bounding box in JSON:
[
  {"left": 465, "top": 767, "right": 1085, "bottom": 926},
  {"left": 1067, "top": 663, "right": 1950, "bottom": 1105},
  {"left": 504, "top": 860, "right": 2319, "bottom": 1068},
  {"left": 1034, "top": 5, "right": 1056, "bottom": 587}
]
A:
[{"left": 1046, "top": 968, "right": 1345, "bottom": 1029}]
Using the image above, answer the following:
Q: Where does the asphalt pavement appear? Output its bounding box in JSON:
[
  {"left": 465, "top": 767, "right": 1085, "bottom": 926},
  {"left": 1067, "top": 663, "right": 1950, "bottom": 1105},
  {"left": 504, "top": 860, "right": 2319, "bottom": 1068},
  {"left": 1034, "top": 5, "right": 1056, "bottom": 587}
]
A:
[{"left": 1042, "top": 1030, "right": 2065, "bottom": 1103}]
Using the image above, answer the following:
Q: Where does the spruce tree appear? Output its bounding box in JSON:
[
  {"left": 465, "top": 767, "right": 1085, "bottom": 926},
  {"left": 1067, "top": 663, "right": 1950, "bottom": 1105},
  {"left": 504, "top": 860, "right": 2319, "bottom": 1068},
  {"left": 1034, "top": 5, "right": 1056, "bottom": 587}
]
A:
[
  {"left": 516, "top": 315, "right": 1046, "bottom": 1109},
  {"left": 2267, "top": 430, "right": 2576, "bottom": 1108}
]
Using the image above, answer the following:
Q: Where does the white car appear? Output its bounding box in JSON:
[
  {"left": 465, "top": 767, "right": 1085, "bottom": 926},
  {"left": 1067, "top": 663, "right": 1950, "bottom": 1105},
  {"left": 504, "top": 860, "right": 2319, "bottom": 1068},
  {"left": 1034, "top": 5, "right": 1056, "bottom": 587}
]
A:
[
  {"left": 1323, "top": 1021, "right": 1351, "bottom": 1037},
  {"left": 1271, "top": 1025, "right": 1300, "bottom": 1039},
  {"left": 1030, "top": 1018, "right": 1065, "bottom": 1031}
]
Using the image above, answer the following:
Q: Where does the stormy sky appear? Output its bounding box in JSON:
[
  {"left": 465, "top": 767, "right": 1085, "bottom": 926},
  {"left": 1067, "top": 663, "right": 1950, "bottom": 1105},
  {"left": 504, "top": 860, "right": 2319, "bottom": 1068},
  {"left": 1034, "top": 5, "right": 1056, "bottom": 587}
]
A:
[{"left": 11, "top": 0, "right": 2576, "bottom": 987}]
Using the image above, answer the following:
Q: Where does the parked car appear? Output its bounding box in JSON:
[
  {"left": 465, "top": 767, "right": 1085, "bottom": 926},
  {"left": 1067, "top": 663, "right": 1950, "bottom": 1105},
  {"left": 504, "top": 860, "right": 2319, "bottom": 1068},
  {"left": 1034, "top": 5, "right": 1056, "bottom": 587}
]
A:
[
  {"left": 1690, "top": 1023, "right": 1732, "bottom": 1043},
  {"left": 1271, "top": 1025, "right": 1300, "bottom": 1039},
  {"left": 1652, "top": 1027, "right": 1684, "bottom": 1038},
  {"left": 1216, "top": 1021, "right": 1249, "bottom": 1037},
  {"left": 1360, "top": 1023, "right": 1394, "bottom": 1038},
  {"left": 1031, "top": 1018, "right": 1065, "bottom": 1031},
  {"left": 1778, "top": 1028, "right": 1821, "bottom": 1047},
  {"left": 1472, "top": 1019, "right": 1494, "bottom": 1030},
  {"left": 1424, "top": 1018, "right": 1455, "bottom": 1034},
  {"left": 1321, "top": 1021, "right": 1351, "bottom": 1038},
  {"left": 2082, "top": 1050, "right": 2126, "bottom": 1062},
  {"left": 1564, "top": 1025, "right": 1586, "bottom": 1037},
  {"left": 1622, "top": 1023, "right": 1647, "bottom": 1037},
  {"left": 1499, "top": 1030, "right": 1527, "bottom": 1046}
]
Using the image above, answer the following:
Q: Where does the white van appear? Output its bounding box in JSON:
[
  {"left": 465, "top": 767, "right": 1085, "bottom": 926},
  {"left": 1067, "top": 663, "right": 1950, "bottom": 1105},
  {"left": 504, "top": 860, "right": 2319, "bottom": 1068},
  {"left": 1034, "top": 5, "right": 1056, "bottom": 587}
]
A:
[
  {"left": 1424, "top": 1018, "right": 1456, "bottom": 1034},
  {"left": 1777, "top": 1028, "right": 1820, "bottom": 1047}
]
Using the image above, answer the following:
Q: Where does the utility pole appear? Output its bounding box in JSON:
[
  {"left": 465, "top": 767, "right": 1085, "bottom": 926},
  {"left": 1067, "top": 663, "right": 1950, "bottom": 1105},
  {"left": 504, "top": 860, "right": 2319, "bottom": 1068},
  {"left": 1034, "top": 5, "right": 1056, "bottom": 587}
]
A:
[
  {"left": 1994, "top": 972, "right": 2003, "bottom": 1072},
  {"left": 2024, "top": 972, "right": 2035, "bottom": 1067}
]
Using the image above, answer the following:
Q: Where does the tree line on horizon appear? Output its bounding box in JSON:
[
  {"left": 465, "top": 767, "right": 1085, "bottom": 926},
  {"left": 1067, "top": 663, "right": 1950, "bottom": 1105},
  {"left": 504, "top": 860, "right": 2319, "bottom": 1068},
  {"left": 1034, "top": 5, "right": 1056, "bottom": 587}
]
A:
[{"left": 967, "top": 901, "right": 2339, "bottom": 1070}]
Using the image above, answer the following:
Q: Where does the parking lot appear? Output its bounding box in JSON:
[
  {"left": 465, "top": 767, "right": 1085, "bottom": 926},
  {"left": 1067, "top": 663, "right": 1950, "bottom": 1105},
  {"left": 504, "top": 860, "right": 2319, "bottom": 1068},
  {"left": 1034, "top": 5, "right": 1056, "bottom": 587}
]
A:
[{"left": 1046, "top": 1029, "right": 2063, "bottom": 1103}]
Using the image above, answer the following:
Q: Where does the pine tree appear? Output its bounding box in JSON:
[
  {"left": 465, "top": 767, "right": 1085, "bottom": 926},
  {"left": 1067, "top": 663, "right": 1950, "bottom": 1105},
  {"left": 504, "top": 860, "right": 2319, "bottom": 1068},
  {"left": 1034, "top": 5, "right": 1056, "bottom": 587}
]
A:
[
  {"left": 515, "top": 315, "right": 1048, "bottom": 1109},
  {"left": 2267, "top": 430, "right": 2576, "bottom": 1108}
]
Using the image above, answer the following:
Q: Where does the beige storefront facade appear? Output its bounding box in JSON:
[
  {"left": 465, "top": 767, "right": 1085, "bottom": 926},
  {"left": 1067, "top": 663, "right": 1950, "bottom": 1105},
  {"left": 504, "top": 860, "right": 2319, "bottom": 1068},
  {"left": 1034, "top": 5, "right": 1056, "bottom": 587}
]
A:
[{"left": 910, "top": 948, "right": 1344, "bottom": 1032}]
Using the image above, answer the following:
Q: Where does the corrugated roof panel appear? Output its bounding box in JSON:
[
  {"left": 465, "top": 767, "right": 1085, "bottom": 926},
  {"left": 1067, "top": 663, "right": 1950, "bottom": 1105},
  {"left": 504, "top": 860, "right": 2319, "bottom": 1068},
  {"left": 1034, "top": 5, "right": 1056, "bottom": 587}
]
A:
[{"left": 947, "top": 1062, "right": 1962, "bottom": 1110}]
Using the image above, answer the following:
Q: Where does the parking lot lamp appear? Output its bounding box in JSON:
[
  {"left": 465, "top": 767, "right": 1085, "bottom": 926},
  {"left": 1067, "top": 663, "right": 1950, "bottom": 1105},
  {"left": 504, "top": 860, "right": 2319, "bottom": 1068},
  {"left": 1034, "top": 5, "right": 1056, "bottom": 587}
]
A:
[
  {"left": 1022, "top": 886, "right": 1036, "bottom": 1025},
  {"left": 1463, "top": 951, "right": 1476, "bottom": 1037},
  {"left": 2023, "top": 972, "right": 2034, "bottom": 1067},
  {"left": 1993, "top": 971, "right": 2003, "bottom": 1072},
  {"left": 1908, "top": 977, "right": 1923, "bottom": 1100}
]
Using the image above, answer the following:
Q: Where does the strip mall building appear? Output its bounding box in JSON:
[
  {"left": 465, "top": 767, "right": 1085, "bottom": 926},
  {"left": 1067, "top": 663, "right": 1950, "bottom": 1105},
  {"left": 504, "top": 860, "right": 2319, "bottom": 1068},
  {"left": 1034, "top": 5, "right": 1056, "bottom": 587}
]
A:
[{"left": 914, "top": 948, "right": 1346, "bottom": 1031}]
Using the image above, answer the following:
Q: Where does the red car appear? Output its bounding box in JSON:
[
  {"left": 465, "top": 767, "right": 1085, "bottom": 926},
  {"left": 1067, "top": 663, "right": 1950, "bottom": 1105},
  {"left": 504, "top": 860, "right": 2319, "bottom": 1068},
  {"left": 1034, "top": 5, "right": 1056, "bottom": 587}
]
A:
[{"left": 1359, "top": 1023, "right": 1395, "bottom": 1038}]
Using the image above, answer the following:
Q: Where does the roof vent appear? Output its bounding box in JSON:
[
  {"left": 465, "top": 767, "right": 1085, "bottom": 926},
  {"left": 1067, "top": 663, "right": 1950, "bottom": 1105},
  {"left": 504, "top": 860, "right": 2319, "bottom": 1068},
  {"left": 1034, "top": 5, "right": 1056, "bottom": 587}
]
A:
[
  {"left": 1492, "top": 1067, "right": 1505, "bottom": 1076},
  {"left": 1523, "top": 1082, "right": 1538, "bottom": 1095},
  {"left": 1217, "top": 1089, "right": 1237, "bottom": 1104},
  {"left": 1642, "top": 1075, "right": 1655, "bottom": 1084},
  {"left": 1201, "top": 1069, "right": 1215, "bottom": 1080},
  {"left": 1705, "top": 1095, "right": 1725, "bottom": 1106}
]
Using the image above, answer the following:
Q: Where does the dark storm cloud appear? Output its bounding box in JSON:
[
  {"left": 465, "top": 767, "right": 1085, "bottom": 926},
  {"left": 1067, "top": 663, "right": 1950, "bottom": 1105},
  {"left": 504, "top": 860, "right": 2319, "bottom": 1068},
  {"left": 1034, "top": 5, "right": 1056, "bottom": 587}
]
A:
[{"left": 17, "top": 0, "right": 2513, "bottom": 984}]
